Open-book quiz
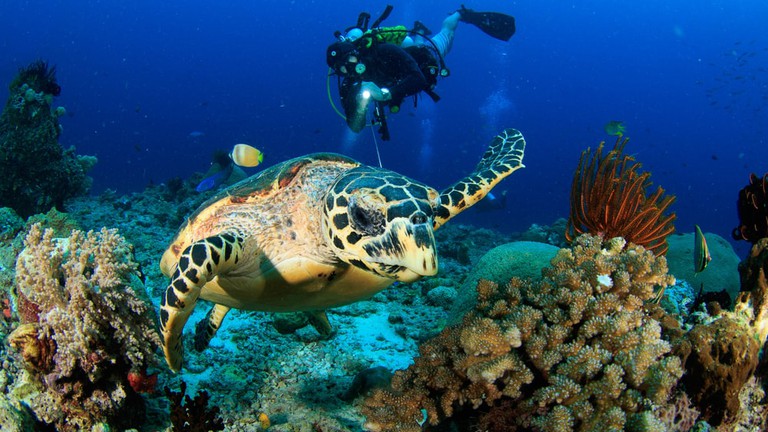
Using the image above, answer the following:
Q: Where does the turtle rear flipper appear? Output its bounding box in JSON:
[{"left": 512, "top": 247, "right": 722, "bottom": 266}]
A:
[
  {"left": 194, "top": 304, "right": 232, "bottom": 351},
  {"left": 159, "top": 233, "right": 244, "bottom": 372},
  {"left": 434, "top": 128, "right": 526, "bottom": 229}
]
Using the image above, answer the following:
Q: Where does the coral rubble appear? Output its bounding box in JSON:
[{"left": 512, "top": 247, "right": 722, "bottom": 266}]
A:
[
  {"left": 363, "top": 234, "right": 681, "bottom": 431},
  {"left": 7, "top": 224, "right": 160, "bottom": 430}
]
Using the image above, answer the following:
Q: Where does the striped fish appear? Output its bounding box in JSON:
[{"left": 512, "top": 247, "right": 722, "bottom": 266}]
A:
[{"left": 694, "top": 225, "right": 712, "bottom": 273}]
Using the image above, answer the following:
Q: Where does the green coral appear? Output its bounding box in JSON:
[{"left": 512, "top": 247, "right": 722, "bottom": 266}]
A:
[{"left": 0, "top": 61, "right": 95, "bottom": 218}]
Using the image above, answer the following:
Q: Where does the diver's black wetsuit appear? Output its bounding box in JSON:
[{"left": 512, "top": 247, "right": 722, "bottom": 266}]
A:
[
  {"left": 341, "top": 43, "right": 428, "bottom": 115},
  {"left": 358, "top": 44, "right": 427, "bottom": 107}
]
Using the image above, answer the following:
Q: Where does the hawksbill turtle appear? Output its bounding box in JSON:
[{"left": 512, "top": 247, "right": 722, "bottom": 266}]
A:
[{"left": 159, "top": 128, "right": 526, "bottom": 371}]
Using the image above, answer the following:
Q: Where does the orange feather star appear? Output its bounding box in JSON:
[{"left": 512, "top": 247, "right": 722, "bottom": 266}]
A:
[{"left": 565, "top": 137, "right": 676, "bottom": 255}]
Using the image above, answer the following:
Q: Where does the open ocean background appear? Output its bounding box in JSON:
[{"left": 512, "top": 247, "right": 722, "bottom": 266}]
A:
[{"left": 1, "top": 0, "right": 766, "bottom": 256}]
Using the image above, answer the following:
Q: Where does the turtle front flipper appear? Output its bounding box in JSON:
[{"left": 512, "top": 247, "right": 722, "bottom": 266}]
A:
[
  {"left": 434, "top": 128, "right": 526, "bottom": 229},
  {"left": 159, "top": 233, "right": 243, "bottom": 372},
  {"left": 194, "top": 304, "right": 232, "bottom": 352}
]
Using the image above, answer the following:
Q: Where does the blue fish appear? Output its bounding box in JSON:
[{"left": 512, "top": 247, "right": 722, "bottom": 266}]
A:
[{"left": 195, "top": 164, "right": 233, "bottom": 192}]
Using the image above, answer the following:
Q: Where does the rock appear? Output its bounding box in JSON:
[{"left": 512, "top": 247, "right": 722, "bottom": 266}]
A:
[
  {"left": 666, "top": 231, "right": 741, "bottom": 302},
  {"left": 448, "top": 241, "right": 559, "bottom": 324}
]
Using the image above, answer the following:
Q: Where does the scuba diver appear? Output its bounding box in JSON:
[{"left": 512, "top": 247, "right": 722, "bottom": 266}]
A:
[{"left": 326, "top": 5, "right": 516, "bottom": 140}]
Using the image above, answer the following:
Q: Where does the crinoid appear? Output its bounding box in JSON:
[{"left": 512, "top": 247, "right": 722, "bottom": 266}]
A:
[
  {"left": 733, "top": 172, "right": 768, "bottom": 243},
  {"left": 565, "top": 136, "right": 676, "bottom": 255},
  {"left": 12, "top": 59, "right": 61, "bottom": 96}
]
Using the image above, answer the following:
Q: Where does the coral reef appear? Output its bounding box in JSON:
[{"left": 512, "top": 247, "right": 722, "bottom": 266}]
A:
[
  {"left": 565, "top": 137, "right": 676, "bottom": 255},
  {"left": 675, "top": 313, "right": 760, "bottom": 425},
  {"left": 732, "top": 172, "right": 768, "bottom": 243},
  {"left": 7, "top": 223, "right": 160, "bottom": 431},
  {"left": 520, "top": 218, "right": 569, "bottom": 247},
  {"left": 668, "top": 237, "right": 768, "bottom": 427},
  {"left": 362, "top": 234, "right": 681, "bottom": 431},
  {"left": 0, "top": 60, "right": 96, "bottom": 218},
  {"left": 165, "top": 381, "right": 225, "bottom": 432},
  {"left": 448, "top": 240, "right": 559, "bottom": 325},
  {"left": 735, "top": 236, "right": 768, "bottom": 346}
]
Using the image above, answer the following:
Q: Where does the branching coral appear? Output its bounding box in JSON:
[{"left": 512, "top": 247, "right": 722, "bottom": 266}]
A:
[
  {"left": 565, "top": 137, "right": 676, "bottom": 255},
  {"left": 362, "top": 234, "right": 680, "bottom": 432},
  {"left": 8, "top": 223, "right": 161, "bottom": 431},
  {"left": 732, "top": 172, "right": 768, "bottom": 243}
]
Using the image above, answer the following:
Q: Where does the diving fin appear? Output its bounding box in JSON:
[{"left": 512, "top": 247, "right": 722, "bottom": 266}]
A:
[
  {"left": 412, "top": 20, "right": 433, "bottom": 36},
  {"left": 459, "top": 5, "right": 516, "bottom": 42}
]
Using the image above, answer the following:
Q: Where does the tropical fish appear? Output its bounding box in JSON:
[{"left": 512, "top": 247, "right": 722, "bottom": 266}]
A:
[
  {"left": 188, "top": 131, "right": 205, "bottom": 139},
  {"left": 604, "top": 120, "right": 626, "bottom": 137},
  {"left": 195, "top": 163, "right": 233, "bottom": 192},
  {"left": 230, "top": 143, "right": 264, "bottom": 168},
  {"left": 693, "top": 225, "right": 712, "bottom": 273}
]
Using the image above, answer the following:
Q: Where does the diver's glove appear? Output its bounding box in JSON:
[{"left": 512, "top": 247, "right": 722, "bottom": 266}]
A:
[{"left": 360, "top": 81, "right": 392, "bottom": 102}]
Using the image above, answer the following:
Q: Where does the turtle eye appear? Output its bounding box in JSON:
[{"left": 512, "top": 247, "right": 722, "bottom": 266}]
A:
[
  {"left": 410, "top": 212, "right": 428, "bottom": 225},
  {"left": 349, "top": 198, "right": 385, "bottom": 236},
  {"left": 352, "top": 206, "right": 370, "bottom": 227}
]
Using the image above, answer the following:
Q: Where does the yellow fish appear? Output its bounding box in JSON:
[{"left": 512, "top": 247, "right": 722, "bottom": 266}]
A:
[
  {"left": 604, "top": 120, "right": 626, "bottom": 137},
  {"left": 693, "top": 224, "right": 712, "bottom": 273},
  {"left": 230, "top": 143, "right": 264, "bottom": 168}
]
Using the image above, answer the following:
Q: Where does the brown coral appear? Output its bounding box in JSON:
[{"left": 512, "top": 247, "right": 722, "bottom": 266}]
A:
[
  {"left": 565, "top": 137, "right": 676, "bottom": 255},
  {"left": 363, "top": 234, "right": 680, "bottom": 431},
  {"left": 7, "top": 323, "right": 56, "bottom": 372},
  {"left": 9, "top": 223, "right": 161, "bottom": 431},
  {"left": 676, "top": 315, "right": 759, "bottom": 425},
  {"left": 671, "top": 237, "right": 768, "bottom": 426}
]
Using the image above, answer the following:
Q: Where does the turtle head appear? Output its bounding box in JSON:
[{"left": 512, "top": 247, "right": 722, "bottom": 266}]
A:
[{"left": 322, "top": 167, "right": 440, "bottom": 282}]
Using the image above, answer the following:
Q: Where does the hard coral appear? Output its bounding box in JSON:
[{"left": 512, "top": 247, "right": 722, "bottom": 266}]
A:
[
  {"left": 732, "top": 172, "right": 768, "bottom": 243},
  {"left": 565, "top": 137, "right": 676, "bottom": 255},
  {"left": 9, "top": 223, "right": 161, "bottom": 431},
  {"left": 363, "top": 234, "right": 680, "bottom": 432}
]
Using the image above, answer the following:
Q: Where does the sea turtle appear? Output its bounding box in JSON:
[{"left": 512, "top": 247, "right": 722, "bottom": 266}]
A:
[{"left": 159, "top": 128, "right": 526, "bottom": 371}]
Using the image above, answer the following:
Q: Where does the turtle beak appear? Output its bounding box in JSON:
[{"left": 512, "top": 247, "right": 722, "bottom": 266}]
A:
[
  {"left": 364, "top": 220, "right": 438, "bottom": 281},
  {"left": 401, "top": 223, "right": 438, "bottom": 278}
]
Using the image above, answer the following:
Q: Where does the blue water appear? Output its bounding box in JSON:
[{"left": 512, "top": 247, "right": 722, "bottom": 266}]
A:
[{"left": 2, "top": 1, "right": 767, "bottom": 256}]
